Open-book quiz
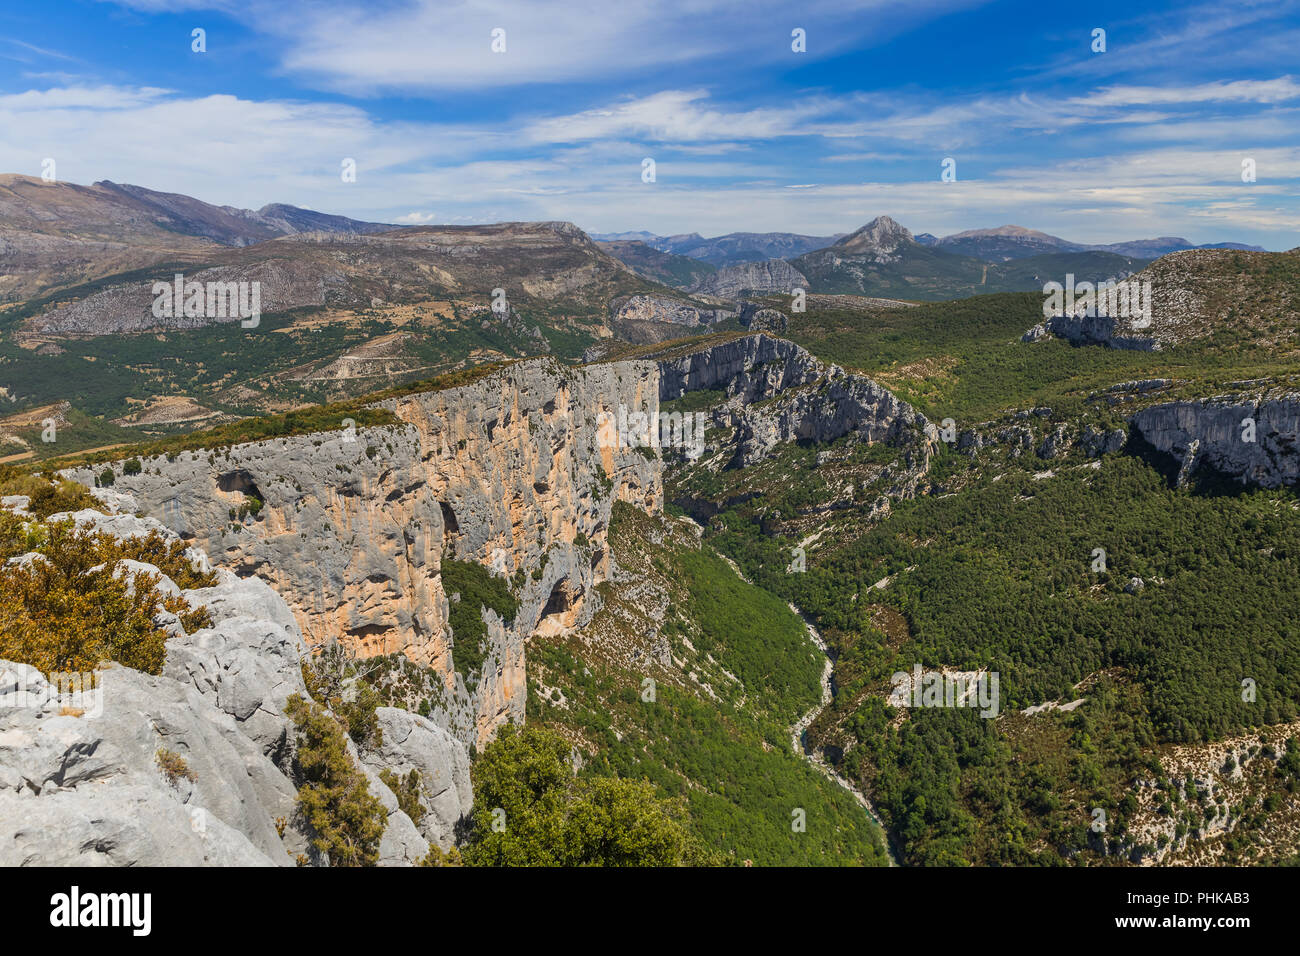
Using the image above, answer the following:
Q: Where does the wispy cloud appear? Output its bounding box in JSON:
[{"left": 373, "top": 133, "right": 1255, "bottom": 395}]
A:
[{"left": 1072, "top": 76, "right": 1300, "bottom": 108}]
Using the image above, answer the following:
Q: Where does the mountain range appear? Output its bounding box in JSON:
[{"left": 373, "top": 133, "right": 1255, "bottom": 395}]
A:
[
  {"left": 0, "top": 174, "right": 1287, "bottom": 458},
  {"left": 0, "top": 174, "right": 390, "bottom": 304},
  {"left": 596, "top": 223, "right": 1264, "bottom": 268},
  {"left": 3, "top": 171, "right": 1300, "bottom": 872},
  {"left": 914, "top": 224, "right": 1266, "bottom": 261}
]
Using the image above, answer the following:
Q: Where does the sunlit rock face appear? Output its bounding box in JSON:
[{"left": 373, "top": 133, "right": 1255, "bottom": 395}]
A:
[
  {"left": 1131, "top": 393, "right": 1300, "bottom": 489},
  {"left": 67, "top": 357, "right": 663, "bottom": 750}
]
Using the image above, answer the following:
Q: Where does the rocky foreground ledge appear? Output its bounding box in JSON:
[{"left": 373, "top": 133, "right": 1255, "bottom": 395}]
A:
[{"left": 0, "top": 489, "right": 470, "bottom": 866}]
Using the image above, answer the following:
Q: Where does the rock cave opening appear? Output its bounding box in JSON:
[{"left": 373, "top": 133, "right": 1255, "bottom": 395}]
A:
[{"left": 535, "top": 578, "right": 582, "bottom": 636}]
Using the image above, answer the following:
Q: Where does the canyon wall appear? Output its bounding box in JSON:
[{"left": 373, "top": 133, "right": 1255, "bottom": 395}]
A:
[
  {"left": 1130, "top": 393, "right": 1300, "bottom": 488},
  {"left": 656, "top": 333, "right": 935, "bottom": 469},
  {"left": 656, "top": 333, "right": 821, "bottom": 402},
  {"left": 67, "top": 357, "right": 662, "bottom": 749},
  {"left": 66, "top": 337, "right": 928, "bottom": 751}
]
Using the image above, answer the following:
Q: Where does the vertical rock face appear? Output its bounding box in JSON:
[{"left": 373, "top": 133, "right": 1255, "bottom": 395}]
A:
[
  {"left": 64, "top": 338, "right": 922, "bottom": 752},
  {"left": 654, "top": 333, "right": 935, "bottom": 471},
  {"left": 689, "top": 259, "right": 807, "bottom": 298},
  {"left": 656, "top": 334, "right": 822, "bottom": 402},
  {"left": 1130, "top": 394, "right": 1300, "bottom": 488},
  {"left": 1021, "top": 313, "right": 1160, "bottom": 351},
  {"left": 67, "top": 358, "right": 662, "bottom": 749}
]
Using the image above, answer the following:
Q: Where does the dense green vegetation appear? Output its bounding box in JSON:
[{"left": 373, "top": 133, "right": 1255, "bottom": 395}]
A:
[
  {"left": 284, "top": 693, "right": 387, "bottom": 867},
  {"left": 528, "top": 503, "right": 888, "bottom": 866},
  {"left": 662, "top": 388, "right": 727, "bottom": 415},
  {"left": 684, "top": 431, "right": 1300, "bottom": 863},
  {"left": 460, "top": 725, "right": 715, "bottom": 866},
  {"left": 442, "top": 558, "right": 519, "bottom": 686},
  {"left": 713, "top": 454, "right": 1300, "bottom": 741},
  {"left": 772, "top": 291, "right": 1300, "bottom": 422}
]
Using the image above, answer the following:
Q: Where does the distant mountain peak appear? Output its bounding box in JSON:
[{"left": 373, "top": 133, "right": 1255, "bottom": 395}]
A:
[{"left": 835, "top": 216, "right": 913, "bottom": 255}]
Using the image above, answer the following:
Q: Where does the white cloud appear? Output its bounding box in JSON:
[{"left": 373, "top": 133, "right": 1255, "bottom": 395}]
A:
[
  {"left": 102, "top": 0, "right": 982, "bottom": 92},
  {"left": 1073, "top": 76, "right": 1300, "bottom": 108},
  {"left": 523, "top": 90, "right": 833, "bottom": 144},
  {"left": 2, "top": 81, "right": 1296, "bottom": 248}
]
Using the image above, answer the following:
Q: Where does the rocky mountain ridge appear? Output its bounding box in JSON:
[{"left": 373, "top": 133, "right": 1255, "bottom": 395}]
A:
[
  {"left": 0, "top": 174, "right": 390, "bottom": 305},
  {"left": 23, "top": 220, "right": 655, "bottom": 338}
]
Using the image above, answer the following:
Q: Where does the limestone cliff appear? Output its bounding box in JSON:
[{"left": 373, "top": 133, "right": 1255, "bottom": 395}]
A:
[
  {"left": 655, "top": 334, "right": 935, "bottom": 471},
  {"left": 65, "top": 338, "right": 924, "bottom": 753},
  {"left": 657, "top": 334, "right": 821, "bottom": 402},
  {"left": 67, "top": 358, "right": 662, "bottom": 750},
  {"left": 1130, "top": 392, "right": 1300, "bottom": 488},
  {"left": 689, "top": 259, "right": 807, "bottom": 298},
  {"left": 1022, "top": 313, "right": 1160, "bottom": 351},
  {"left": 0, "top": 490, "right": 470, "bottom": 866}
]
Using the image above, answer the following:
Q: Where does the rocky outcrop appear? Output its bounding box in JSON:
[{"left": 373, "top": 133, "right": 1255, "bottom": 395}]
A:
[
  {"left": 690, "top": 259, "right": 806, "bottom": 298},
  {"left": 0, "top": 659, "right": 299, "bottom": 866},
  {"left": 655, "top": 334, "right": 933, "bottom": 471},
  {"left": 66, "top": 358, "right": 663, "bottom": 750},
  {"left": 1022, "top": 314, "right": 1159, "bottom": 351},
  {"left": 657, "top": 334, "right": 821, "bottom": 402},
  {"left": 1080, "top": 426, "right": 1129, "bottom": 457},
  {"left": 61, "top": 335, "right": 926, "bottom": 764},
  {"left": 1023, "top": 248, "right": 1300, "bottom": 352},
  {"left": 0, "top": 491, "right": 470, "bottom": 866},
  {"left": 0, "top": 497, "right": 310, "bottom": 866},
  {"left": 359, "top": 707, "right": 472, "bottom": 850},
  {"left": 610, "top": 293, "right": 735, "bottom": 329},
  {"left": 738, "top": 302, "right": 789, "bottom": 334},
  {"left": 1130, "top": 394, "right": 1300, "bottom": 488},
  {"left": 725, "top": 372, "right": 931, "bottom": 471}
]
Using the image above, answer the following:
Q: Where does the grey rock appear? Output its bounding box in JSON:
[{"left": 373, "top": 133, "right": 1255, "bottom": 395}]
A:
[
  {"left": 0, "top": 661, "right": 300, "bottom": 866},
  {"left": 358, "top": 707, "right": 472, "bottom": 849},
  {"left": 350, "top": 741, "right": 430, "bottom": 867},
  {"left": 655, "top": 334, "right": 934, "bottom": 487},
  {"left": 1081, "top": 427, "right": 1128, "bottom": 457},
  {"left": 1131, "top": 394, "right": 1300, "bottom": 488},
  {"left": 0, "top": 784, "right": 277, "bottom": 867},
  {"left": 738, "top": 301, "right": 789, "bottom": 333},
  {"left": 1025, "top": 313, "right": 1160, "bottom": 351},
  {"left": 690, "top": 259, "right": 807, "bottom": 298},
  {"left": 1037, "top": 424, "right": 1072, "bottom": 460}
]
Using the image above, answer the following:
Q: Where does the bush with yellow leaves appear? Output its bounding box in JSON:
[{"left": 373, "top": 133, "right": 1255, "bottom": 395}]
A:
[{"left": 0, "top": 507, "right": 216, "bottom": 676}]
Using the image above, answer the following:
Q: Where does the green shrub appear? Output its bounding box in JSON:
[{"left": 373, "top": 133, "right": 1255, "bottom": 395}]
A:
[
  {"left": 0, "top": 468, "right": 100, "bottom": 519},
  {"left": 284, "top": 694, "right": 386, "bottom": 867},
  {"left": 0, "top": 520, "right": 211, "bottom": 675},
  {"left": 460, "top": 725, "right": 714, "bottom": 866},
  {"left": 442, "top": 558, "right": 518, "bottom": 685}
]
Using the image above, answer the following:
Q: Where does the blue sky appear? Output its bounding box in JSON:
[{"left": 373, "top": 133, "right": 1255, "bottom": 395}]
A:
[{"left": 1, "top": 0, "right": 1298, "bottom": 247}]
